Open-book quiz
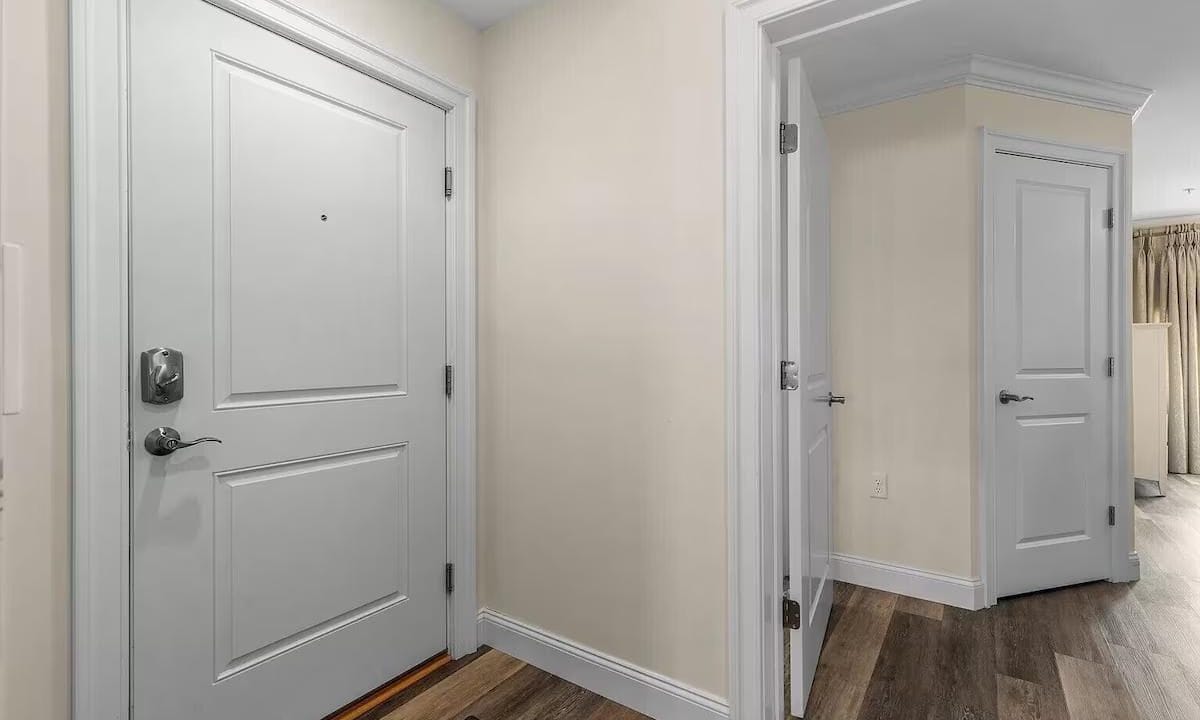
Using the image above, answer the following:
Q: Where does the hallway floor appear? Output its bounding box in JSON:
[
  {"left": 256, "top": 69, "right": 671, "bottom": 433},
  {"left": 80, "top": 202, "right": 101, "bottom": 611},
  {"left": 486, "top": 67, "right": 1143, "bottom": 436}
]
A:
[
  {"left": 329, "top": 647, "right": 649, "bottom": 720},
  {"left": 341, "top": 475, "right": 1200, "bottom": 720},
  {"left": 803, "top": 473, "right": 1200, "bottom": 720}
]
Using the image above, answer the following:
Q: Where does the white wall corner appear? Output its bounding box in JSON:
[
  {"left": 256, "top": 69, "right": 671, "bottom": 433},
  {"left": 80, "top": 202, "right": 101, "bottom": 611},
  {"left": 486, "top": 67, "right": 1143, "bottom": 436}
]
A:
[
  {"left": 477, "top": 609, "right": 729, "bottom": 720},
  {"left": 830, "top": 553, "right": 986, "bottom": 611},
  {"left": 820, "top": 54, "right": 1153, "bottom": 119}
]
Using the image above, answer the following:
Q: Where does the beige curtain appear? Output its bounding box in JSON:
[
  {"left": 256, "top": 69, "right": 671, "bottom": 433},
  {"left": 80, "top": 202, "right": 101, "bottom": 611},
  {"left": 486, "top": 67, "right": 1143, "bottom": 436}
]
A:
[{"left": 1135, "top": 223, "right": 1200, "bottom": 473}]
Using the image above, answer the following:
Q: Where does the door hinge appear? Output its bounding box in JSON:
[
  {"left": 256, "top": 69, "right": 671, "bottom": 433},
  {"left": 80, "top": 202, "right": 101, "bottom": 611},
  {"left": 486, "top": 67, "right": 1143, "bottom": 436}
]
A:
[
  {"left": 1108, "top": 505, "right": 1116, "bottom": 526},
  {"left": 1107, "top": 356, "right": 1115, "bottom": 377},
  {"left": 1104, "top": 208, "right": 1115, "bottom": 229},
  {"left": 444, "top": 167, "right": 453, "bottom": 199},
  {"left": 445, "top": 365, "right": 453, "bottom": 397},
  {"left": 781, "top": 360, "right": 800, "bottom": 391},
  {"left": 783, "top": 593, "right": 802, "bottom": 630},
  {"left": 445, "top": 563, "right": 455, "bottom": 593},
  {"left": 780, "top": 123, "right": 798, "bottom": 155}
]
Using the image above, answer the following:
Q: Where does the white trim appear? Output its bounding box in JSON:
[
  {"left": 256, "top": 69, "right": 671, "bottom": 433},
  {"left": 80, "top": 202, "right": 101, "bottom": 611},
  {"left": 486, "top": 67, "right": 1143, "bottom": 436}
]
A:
[
  {"left": 1119, "top": 550, "right": 1141, "bottom": 583},
  {"left": 478, "top": 609, "right": 729, "bottom": 720},
  {"left": 70, "top": 2, "right": 478, "bottom": 719},
  {"left": 830, "top": 553, "right": 985, "bottom": 611},
  {"left": 820, "top": 54, "right": 1154, "bottom": 119},
  {"left": 978, "top": 130, "right": 1134, "bottom": 606},
  {"left": 1134, "top": 213, "right": 1200, "bottom": 227}
]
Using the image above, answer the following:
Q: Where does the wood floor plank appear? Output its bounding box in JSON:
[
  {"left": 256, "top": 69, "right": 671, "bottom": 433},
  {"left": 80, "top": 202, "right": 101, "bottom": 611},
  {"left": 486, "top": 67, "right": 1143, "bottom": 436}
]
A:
[
  {"left": 847, "top": 586, "right": 901, "bottom": 613},
  {"left": 1089, "top": 582, "right": 1168, "bottom": 657},
  {"left": 894, "top": 595, "right": 944, "bottom": 621},
  {"left": 994, "top": 594, "right": 1059, "bottom": 684},
  {"left": 449, "top": 664, "right": 560, "bottom": 720},
  {"left": 1130, "top": 556, "right": 1194, "bottom": 609},
  {"left": 802, "top": 588, "right": 897, "bottom": 720},
  {"left": 492, "top": 671, "right": 605, "bottom": 720},
  {"left": 1145, "top": 515, "right": 1200, "bottom": 579},
  {"left": 857, "top": 611, "right": 942, "bottom": 720},
  {"left": 1139, "top": 600, "right": 1200, "bottom": 675},
  {"left": 1055, "top": 653, "right": 1140, "bottom": 720},
  {"left": 1135, "top": 514, "right": 1200, "bottom": 580},
  {"left": 584, "top": 699, "right": 648, "bottom": 720},
  {"left": 996, "top": 674, "right": 1068, "bottom": 720},
  {"left": 1109, "top": 643, "right": 1200, "bottom": 720},
  {"left": 1043, "top": 586, "right": 1113, "bottom": 666},
  {"left": 383, "top": 650, "right": 525, "bottom": 720},
  {"left": 833, "top": 580, "right": 857, "bottom": 607},
  {"left": 929, "top": 605, "right": 998, "bottom": 720}
]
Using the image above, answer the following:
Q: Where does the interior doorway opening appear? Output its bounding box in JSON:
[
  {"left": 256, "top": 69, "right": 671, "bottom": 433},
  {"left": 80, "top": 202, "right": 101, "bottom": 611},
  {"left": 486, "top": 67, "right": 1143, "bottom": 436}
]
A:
[{"left": 765, "top": 8, "right": 1141, "bottom": 717}]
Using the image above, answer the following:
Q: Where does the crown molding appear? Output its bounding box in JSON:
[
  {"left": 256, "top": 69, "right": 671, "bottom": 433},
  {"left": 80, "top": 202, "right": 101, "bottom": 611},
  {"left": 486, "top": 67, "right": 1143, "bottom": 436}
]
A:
[{"left": 819, "top": 54, "right": 1154, "bottom": 119}]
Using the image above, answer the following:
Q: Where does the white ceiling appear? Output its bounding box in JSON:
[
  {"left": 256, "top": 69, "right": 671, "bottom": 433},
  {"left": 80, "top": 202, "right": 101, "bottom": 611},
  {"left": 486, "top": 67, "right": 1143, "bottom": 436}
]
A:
[
  {"left": 434, "top": 0, "right": 541, "bottom": 30},
  {"left": 787, "top": 0, "right": 1200, "bottom": 221}
]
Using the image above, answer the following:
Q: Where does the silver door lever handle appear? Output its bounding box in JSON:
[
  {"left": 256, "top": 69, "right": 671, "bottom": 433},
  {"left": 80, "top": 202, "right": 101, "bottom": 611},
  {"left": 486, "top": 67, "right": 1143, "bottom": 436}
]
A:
[
  {"left": 998, "top": 391, "right": 1034, "bottom": 404},
  {"left": 145, "top": 427, "right": 223, "bottom": 456},
  {"left": 821, "top": 393, "right": 847, "bottom": 406}
]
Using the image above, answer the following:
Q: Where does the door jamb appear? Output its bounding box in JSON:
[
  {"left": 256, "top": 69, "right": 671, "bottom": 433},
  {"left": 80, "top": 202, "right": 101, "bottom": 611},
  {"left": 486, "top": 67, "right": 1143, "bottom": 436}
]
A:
[
  {"left": 725, "top": 2, "right": 932, "bottom": 718},
  {"left": 977, "top": 129, "right": 1137, "bottom": 607},
  {"left": 70, "top": 2, "right": 479, "bottom": 719}
]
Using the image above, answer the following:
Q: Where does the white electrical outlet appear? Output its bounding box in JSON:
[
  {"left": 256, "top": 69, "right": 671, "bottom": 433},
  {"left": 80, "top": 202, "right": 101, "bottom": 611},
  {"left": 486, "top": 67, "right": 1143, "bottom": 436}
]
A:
[{"left": 871, "top": 472, "right": 888, "bottom": 499}]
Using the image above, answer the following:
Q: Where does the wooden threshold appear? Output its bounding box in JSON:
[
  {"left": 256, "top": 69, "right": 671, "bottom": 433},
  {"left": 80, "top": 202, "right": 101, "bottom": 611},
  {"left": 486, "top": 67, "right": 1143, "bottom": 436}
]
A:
[{"left": 325, "top": 651, "right": 453, "bottom": 720}]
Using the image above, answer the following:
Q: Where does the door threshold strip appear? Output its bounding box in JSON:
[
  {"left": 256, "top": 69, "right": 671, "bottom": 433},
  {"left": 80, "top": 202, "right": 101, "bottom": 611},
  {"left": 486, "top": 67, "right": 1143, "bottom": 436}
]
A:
[{"left": 325, "top": 651, "right": 452, "bottom": 720}]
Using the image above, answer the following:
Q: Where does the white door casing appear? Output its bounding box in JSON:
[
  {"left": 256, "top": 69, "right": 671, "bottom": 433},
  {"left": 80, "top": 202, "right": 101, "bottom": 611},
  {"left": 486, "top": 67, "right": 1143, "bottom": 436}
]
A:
[
  {"left": 989, "top": 148, "right": 1114, "bottom": 599},
  {"left": 784, "top": 56, "right": 834, "bottom": 718},
  {"left": 129, "top": 0, "right": 447, "bottom": 717}
]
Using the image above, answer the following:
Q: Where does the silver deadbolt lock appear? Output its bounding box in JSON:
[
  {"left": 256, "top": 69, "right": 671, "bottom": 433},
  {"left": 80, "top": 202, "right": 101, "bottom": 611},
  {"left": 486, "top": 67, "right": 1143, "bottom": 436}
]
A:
[{"left": 141, "top": 347, "right": 184, "bottom": 404}]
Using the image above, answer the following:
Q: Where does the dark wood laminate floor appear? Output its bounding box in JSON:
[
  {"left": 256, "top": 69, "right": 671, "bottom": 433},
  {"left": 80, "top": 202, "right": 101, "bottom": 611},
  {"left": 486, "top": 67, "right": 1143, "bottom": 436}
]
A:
[
  {"left": 360, "top": 476, "right": 1200, "bottom": 720},
  {"left": 802, "top": 473, "right": 1200, "bottom": 720},
  {"left": 347, "top": 647, "right": 650, "bottom": 720}
]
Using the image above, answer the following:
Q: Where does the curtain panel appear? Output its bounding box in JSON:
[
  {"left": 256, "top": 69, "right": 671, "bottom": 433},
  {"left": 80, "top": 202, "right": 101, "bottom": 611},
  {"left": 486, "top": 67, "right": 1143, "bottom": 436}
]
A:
[{"left": 1134, "top": 223, "right": 1200, "bottom": 473}]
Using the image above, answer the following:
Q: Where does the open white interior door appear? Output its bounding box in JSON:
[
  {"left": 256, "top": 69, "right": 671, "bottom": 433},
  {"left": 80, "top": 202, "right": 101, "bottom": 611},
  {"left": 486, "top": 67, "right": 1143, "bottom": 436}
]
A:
[{"left": 785, "top": 56, "right": 835, "bottom": 718}]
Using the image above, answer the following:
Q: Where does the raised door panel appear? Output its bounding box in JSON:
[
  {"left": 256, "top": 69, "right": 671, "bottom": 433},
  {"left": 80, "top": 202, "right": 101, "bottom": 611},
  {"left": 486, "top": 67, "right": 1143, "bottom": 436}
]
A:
[
  {"left": 804, "top": 427, "right": 831, "bottom": 613},
  {"left": 213, "top": 58, "right": 409, "bottom": 409},
  {"left": 1015, "top": 182, "right": 1091, "bottom": 377},
  {"left": 1013, "top": 415, "right": 1090, "bottom": 547},
  {"left": 213, "top": 445, "right": 410, "bottom": 680}
]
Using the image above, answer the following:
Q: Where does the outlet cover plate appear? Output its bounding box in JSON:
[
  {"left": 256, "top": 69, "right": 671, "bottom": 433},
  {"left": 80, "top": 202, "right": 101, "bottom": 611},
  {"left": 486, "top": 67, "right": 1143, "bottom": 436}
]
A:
[{"left": 871, "top": 472, "right": 888, "bottom": 499}]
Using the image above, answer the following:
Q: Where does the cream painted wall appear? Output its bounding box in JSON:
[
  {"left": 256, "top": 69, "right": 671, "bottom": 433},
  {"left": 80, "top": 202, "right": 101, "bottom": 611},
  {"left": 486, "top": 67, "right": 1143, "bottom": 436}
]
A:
[
  {"left": 0, "top": 1, "right": 478, "bottom": 718},
  {"left": 826, "top": 86, "right": 976, "bottom": 577},
  {"left": 0, "top": 1, "right": 72, "bottom": 718},
  {"left": 826, "top": 86, "right": 1131, "bottom": 579},
  {"left": 290, "top": 0, "right": 480, "bottom": 91},
  {"left": 478, "top": 0, "right": 728, "bottom": 697}
]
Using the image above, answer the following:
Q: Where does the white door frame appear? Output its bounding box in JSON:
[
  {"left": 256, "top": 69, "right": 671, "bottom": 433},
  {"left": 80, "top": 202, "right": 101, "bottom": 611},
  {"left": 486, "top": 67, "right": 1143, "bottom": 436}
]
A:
[
  {"left": 978, "top": 129, "right": 1137, "bottom": 607},
  {"left": 726, "top": 4, "right": 1141, "bottom": 718},
  {"left": 724, "top": 2, "right": 933, "bottom": 718},
  {"left": 69, "top": 2, "right": 478, "bottom": 718}
]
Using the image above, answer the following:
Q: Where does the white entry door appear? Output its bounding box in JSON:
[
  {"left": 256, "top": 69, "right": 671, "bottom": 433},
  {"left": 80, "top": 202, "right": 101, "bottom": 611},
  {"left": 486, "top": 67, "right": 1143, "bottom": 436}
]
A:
[
  {"left": 990, "top": 150, "right": 1113, "bottom": 598},
  {"left": 129, "top": 0, "right": 448, "bottom": 717},
  {"left": 785, "top": 57, "right": 835, "bottom": 718}
]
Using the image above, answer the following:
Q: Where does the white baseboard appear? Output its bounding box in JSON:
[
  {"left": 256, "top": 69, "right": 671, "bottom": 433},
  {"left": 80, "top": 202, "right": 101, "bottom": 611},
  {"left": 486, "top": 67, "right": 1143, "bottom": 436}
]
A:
[
  {"left": 831, "top": 553, "right": 985, "bottom": 610},
  {"left": 477, "top": 608, "right": 728, "bottom": 720}
]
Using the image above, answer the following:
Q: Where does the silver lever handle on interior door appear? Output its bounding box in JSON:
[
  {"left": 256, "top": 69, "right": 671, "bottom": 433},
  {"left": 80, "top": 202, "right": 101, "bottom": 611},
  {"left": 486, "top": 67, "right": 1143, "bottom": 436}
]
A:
[
  {"left": 998, "top": 390, "right": 1034, "bottom": 405},
  {"left": 144, "top": 427, "right": 223, "bottom": 456}
]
